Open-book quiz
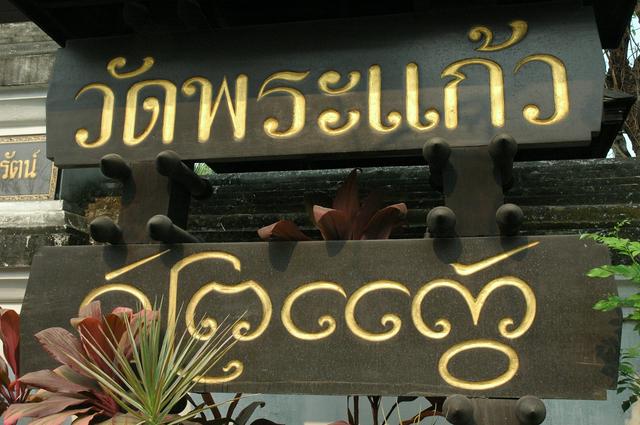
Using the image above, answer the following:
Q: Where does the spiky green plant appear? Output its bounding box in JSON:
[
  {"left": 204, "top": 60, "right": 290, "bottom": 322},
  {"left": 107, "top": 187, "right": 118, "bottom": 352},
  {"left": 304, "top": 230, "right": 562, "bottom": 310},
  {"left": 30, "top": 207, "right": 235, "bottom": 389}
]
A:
[{"left": 74, "top": 308, "right": 239, "bottom": 425}]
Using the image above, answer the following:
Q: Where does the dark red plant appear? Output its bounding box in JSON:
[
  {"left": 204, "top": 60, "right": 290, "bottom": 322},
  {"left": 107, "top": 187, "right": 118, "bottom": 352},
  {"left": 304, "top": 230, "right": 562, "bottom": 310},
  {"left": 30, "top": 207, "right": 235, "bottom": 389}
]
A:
[
  {"left": 258, "top": 169, "right": 407, "bottom": 241},
  {"left": 0, "top": 308, "right": 29, "bottom": 417},
  {"left": 4, "top": 301, "right": 154, "bottom": 425}
]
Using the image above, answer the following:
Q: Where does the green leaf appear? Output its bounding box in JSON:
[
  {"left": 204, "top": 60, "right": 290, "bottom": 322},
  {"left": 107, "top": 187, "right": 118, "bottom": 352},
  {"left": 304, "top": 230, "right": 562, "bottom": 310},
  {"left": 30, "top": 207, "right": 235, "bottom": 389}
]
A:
[
  {"left": 588, "top": 265, "right": 639, "bottom": 280},
  {"left": 594, "top": 296, "right": 623, "bottom": 311},
  {"left": 95, "top": 413, "right": 143, "bottom": 424},
  {"left": 587, "top": 267, "right": 614, "bottom": 278},
  {"left": 622, "top": 400, "right": 631, "bottom": 412}
]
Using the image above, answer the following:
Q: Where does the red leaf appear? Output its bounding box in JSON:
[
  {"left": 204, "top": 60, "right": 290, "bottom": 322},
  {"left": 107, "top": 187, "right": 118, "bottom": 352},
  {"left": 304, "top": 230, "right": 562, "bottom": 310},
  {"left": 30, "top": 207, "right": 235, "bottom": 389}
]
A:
[
  {"left": 258, "top": 220, "right": 311, "bottom": 241},
  {"left": 314, "top": 206, "right": 351, "bottom": 240},
  {"left": 29, "top": 408, "right": 92, "bottom": 425},
  {"left": 35, "top": 328, "right": 89, "bottom": 377},
  {"left": 332, "top": 169, "right": 360, "bottom": 221},
  {"left": 20, "top": 369, "right": 91, "bottom": 394},
  {"left": 0, "top": 355, "right": 10, "bottom": 388},
  {"left": 103, "top": 314, "right": 128, "bottom": 350},
  {"left": 79, "top": 301, "right": 102, "bottom": 321},
  {"left": 361, "top": 203, "right": 407, "bottom": 240},
  {"left": 76, "top": 318, "right": 112, "bottom": 375},
  {"left": 54, "top": 366, "right": 101, "bottom": 392},
  {"left": 110, "top": 307, "right": 133, "bottom": 317},
  {"left": 71, "top": 302, "right": 101, "bottom": 330},
  {"left": 71, "top": 412, "right": 100, "bottom": 425},
  {"left": 95, "top": 413, "right": 142, "bottom": 424},
  {"left": 4, "top": 394, "right": 86, "bottom": 422},
  {"left": 0, "top": 309, "right": 20, "bottom": 375},
  {"left": 352, "top": 191, "right": 383, "bottom": 240},
  {"left": 125, "top": 310, "right": 159, "bottom": 357}
]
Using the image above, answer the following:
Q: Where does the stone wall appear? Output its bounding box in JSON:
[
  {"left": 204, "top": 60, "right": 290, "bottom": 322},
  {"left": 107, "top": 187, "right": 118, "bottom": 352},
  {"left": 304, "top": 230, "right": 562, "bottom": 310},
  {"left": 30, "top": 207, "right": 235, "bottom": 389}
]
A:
[
  {"left": 0, "top": 22, "right": 56, "bottom": 87},
  {"left": 188, "top": 158, "right": 640, "bottom": 243},
  {"left": 0, "top": 200, "right": 87, "bottom": 268}
]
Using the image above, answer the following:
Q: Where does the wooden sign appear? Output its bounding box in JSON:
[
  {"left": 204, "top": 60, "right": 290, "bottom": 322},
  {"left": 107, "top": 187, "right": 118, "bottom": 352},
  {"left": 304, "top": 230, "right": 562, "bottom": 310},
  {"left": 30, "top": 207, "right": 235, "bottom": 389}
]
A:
[
  {"left": 22, "top": 236, "right": 620, "bottom": 399},
  {"left": 46, "top": 4, "right": 603, "bottom": 168},
  {"left": 0, "top": 138, "right": 57, "bottom": 201}
]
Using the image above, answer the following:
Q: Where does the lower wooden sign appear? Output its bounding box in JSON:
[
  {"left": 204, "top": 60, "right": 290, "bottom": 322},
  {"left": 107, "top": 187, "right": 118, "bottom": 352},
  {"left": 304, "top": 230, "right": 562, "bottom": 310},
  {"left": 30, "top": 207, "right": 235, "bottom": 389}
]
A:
[{"left": 22, "top": 236, "right": 620, "bottom": 399}]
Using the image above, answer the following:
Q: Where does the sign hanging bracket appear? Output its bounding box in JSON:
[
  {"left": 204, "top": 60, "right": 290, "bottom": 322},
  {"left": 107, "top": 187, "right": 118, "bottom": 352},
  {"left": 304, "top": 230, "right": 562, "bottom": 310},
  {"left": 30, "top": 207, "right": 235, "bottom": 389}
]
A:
[{"left": 424, "top": 134, "right": 522, "bottom": 238}]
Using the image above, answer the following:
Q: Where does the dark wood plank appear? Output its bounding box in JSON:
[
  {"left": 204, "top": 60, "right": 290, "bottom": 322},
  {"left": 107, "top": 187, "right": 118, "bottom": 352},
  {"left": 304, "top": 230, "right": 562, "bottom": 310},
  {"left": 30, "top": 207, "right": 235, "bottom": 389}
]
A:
[
  {"left": 46, "top": 4, "right": 603, "bottom": 169},
  {"left": 22, "top": 235, "right": 620, "bottom": 399}
]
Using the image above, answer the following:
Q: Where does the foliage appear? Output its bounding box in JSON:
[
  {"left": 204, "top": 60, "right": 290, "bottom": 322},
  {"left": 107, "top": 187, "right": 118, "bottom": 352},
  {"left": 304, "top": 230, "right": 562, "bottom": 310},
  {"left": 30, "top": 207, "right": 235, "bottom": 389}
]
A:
[
  {"left": 583, "top": 219, "right": 640, "bottom": 411},
  {"left": 62, "top": 302, "right": 238, "bottom": 424},
  {"left": 259, "top": 169, "right": 418, "bottom": 425},
  {"left": 605, "top": 4, "right": 640, "bottom": 157},
  {"left": 4, "top": 302, "right": 134, "bottom": 424},
  {"left": 186, "top": 394, "right": 281, "bottom": 425},
  {"left": 194, "top": 163, "right": 213, "bottom": 176},
  {"left": 5, "top": 301, "right": 239, "bottom": 424},
  {"left": 258, "top": 169, "right": 407, "bottom": 241},
  {"left": 333, "top": 396, "right": 444, "bottom": 425},
  {"left": 0, "top": 308, "right": 30, "bottom": 419}
]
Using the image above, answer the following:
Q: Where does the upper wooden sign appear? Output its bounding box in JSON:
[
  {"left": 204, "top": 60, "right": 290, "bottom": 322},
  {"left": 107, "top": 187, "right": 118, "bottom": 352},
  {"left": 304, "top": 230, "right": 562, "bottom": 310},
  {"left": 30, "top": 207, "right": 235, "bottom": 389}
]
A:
[
  {"left": 46, "top": 5, "right": 604, "bottom": 168},
  {"left": 22, "top": 236, "right": 619, "bottom": 399}
]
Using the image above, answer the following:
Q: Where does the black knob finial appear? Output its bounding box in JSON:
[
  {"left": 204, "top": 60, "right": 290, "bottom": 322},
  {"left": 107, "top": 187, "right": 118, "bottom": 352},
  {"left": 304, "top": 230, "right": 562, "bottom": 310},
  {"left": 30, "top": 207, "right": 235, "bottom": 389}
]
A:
[
  {"left": 423, "top": 138, "right": 451, "bottom": 191},
  {"left": 90, "top": 216, "right": 123, "bottom": 244},
  {"left": 426, "top": 206, "right": 457, "bottom": 238},
  {"left": 155, "top": 150, "right": 212, "bottom": 200},
  {"left": 515, "top": 396, "right": 546, "bottom": 425},
  {"left": 147, "top": 214, "right": 200, "bottom": 243},
  {"left": 443, "top": 395, "right": 474, "bottom": 425}
]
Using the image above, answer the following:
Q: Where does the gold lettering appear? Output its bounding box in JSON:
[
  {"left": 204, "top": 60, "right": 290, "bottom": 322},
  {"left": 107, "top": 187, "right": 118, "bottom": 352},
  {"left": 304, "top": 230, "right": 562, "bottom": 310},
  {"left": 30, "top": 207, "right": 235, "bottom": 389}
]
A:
[
  {"left": 100, "top": 250, "right": 242, "bottom": 385},
  {"left": 317, "top": 71, "right": 361, "bottom": 136},
  {"left": 107, "top": 57, "right": 155, "bottom": 79},
  {"left": 0, "top": 151, "right": 24, "bottom": 180},
  {"left": 105, "top": 250, "right": 170, "bottom": 281},
  {"left": 123, "top": 80, "right": 176, "bottom": 145},
  {"left": 282, "top": 281, "right": 347, "bottom": 340},
  {"left": 167, "top": 251, "right": 242, "bottom": 333},
  {"left": 258, "top": 71, "right": 309, "bottom": 138},
  {"left": 80, "top": 283, "right": 152, "bottom": 311},
  {"left": 318, "top": 70, "right": 360, "bottom": 94},
  {"left": 8, "top": 154, "right": 22, "bottom": 179},
  {"left": 442, "top": 58, "right": 504, "bottom": 129},
  {"left": 438, "top": 339, "right": 519, "bottom": 390},
  {"left": 318, "top": 110, "right": 360, "bottom": 136},
  {"left": 405, "top": 63, "right": 439, "bottom": 131},
  {"left": 79, "top": 246, "right": 542, "bottom": 391},
  {"left": 345, "top": 280, "right": 410, "bottom": 342},
  {"left": 193, "top": 360, "right": 244, "bottom": 385},
  {"left": 75, "top": 83, "right": 114, "bottom": 148},
  {"left": 514, "top": 54, "right": 569, "bottom": 125},
  {"left": 368, "top": 65, "right": 401, "bottom": 133},
  {"left": 450, "top": 241, "right": 539, "bottom": 276},
  {"left": 468, "top": 20, "right": 528, "bottom": 52},
  {"left": 167, "top": 251, "right": 245, "bottom": 385},
  {"left": 411, "top": 277, "right": 536, "bottom": 340},
  {"left": 182, "top": 75, "right": 248, "bottom": 142},
  {"left": 0, "top": 151, "right": 12, "bottom": 179},
  {"left": 23, "top": 150, "right": 40, "bottom": 179},
  {"left": 185, "top": 279, "right": 272, "bottom": 341}
]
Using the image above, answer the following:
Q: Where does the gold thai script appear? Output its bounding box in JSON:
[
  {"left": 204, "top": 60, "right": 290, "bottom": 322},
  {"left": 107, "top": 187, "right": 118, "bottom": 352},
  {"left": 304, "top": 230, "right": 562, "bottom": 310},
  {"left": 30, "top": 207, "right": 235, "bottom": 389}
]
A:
[
  {"left": 73, "top": 20, "right": 571, "bottom": 148},
  {"left": 80, "top": 242, "right": 539, "bottom": 391},
  {"left": 1, "top": 150, "right": 41, "bottom": 180}
]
